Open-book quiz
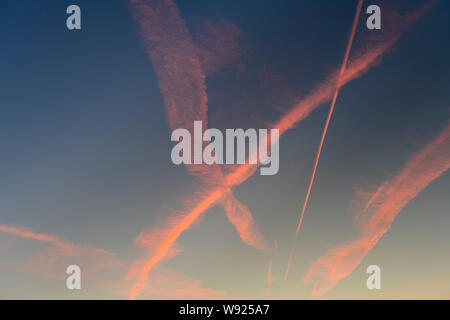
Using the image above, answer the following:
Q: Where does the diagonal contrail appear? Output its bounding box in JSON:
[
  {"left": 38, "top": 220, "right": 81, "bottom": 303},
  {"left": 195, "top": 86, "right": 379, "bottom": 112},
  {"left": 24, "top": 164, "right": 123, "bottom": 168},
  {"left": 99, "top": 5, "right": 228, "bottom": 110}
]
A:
[
  {"left": 129, "top": 0, "right": 268, "bottom": 253},
  {"left": 296, "top": 0, "right": 364, "bottom": 235},
  {"left": 284, "top": 0, "right": 363, "bottom": 280},
  {"left": 127, "top": 0, "right": 432, "bottom": 298}
]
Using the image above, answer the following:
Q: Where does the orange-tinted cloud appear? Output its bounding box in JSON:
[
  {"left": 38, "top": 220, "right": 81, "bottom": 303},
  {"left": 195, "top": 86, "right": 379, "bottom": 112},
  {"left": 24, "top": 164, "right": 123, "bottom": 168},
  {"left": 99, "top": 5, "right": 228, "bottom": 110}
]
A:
[
  {"left": 0, "top": 223, "right": 126, "bottom": 281},
  {"left": 194, "top": 20, "right": 242, "bottom": 76},
  {"left": 284, "top": 0, "right": 363, "bottom": 281},
  {"left": 130, "top": 0, "right": 224, "bottom": 182},
  {"left": 130, "top": 0, "right": 266, "bottom": 252},
  {"left": 128, "top": 188, "right": 224, "bottom": 300},
  {"left": 129, "top": 0, "right": 207, "bottom": 131},
  {"left": 0, "top": 224, "right": 66, "bottom": 245},
  {"left": 304, "top": 120, "right": 450, "bottom": 298}
]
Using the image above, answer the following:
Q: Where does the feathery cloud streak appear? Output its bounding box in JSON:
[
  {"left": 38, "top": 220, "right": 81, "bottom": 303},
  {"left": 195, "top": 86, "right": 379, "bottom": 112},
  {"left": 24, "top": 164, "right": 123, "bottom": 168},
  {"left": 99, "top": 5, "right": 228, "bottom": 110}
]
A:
[
  {"left": 304, "top": 120, "right": 450, "bottom": 298},
  {"left": 129, "top": 0, "right": 267, "bottom": 253}
]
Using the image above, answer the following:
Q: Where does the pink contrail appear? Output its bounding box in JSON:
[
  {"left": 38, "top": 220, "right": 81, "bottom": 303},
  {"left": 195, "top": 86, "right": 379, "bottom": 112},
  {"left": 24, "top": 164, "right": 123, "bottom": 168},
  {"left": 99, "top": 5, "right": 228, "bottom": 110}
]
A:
[
  {"left": 129, "top": 0, "right": 267, "bottom": 253},
  {"left": 0, "top": 223, "right": 125, "bottom": 272},
  {"left": 0, "top": 223, "right": 109, "bottom": 254},
  {"left": 127, "top": 0, "right": 432, "bottom": 299},
  {"left": 304, "top": 120, "right": 450, "bottom": 298},
  {"left": 128, "top": 188, "right": 223, "bottom": 300},
  {"left": 0, "top": 224, "right": 62, "bottom": 244},
  {"left": 223, "top": 192, "right": 268, "bottom": 251}
]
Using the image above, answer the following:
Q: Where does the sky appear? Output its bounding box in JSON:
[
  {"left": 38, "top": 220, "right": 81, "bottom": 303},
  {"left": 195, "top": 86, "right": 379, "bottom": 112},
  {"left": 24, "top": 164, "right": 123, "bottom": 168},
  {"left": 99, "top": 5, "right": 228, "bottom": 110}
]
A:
[{"left": 0, "top": 0, "right": 449, "bottom": 299}]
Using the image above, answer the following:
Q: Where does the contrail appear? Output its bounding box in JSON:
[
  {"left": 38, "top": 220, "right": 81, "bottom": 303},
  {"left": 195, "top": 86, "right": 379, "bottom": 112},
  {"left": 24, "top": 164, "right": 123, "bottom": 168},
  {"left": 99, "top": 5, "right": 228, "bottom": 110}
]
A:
[
  {"left": 129, "top": 0, "right": 268, "bottom": 253},
  {"left": 0, "top": 223, "right": 107, "bottom": 254},
  {"left": 128, "top": 188, "right": 223, "bottom": 300},
  {"left": 304, "top": 120, "right": 450, "bottom": 298},
  {"left": 296, "top": 0, "right": 363, "bottom": 236},
  {"left": 284, "top": 0, "right": 363, "bottom": 280},
  {"left": 0, "top": 224, "right": 62, "bottom": 244},
  {"left": 223, "top": 193, "right": 268, "bottom": 251},
  {"left": 0, "top": 223, "right": 125, "bottom": 269},
  {"left": 265, "top": 261, "right": 274, "bottom": 293},
  {"left": 127, "top": 1, "right": 432, "bottom": 298},
  {"left": 0, "top": 223, "right": 222, "bottom": 298}
]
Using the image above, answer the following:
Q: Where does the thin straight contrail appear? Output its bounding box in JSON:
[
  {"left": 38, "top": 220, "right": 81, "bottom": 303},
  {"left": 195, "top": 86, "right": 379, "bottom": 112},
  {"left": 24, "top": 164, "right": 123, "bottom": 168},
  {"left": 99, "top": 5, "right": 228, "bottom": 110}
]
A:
[
  {"left": 0, "top": 223, "right": 124, "bottom": 266},
  {"left": 297, "top": 0, "right": 363, "bottom": 235},
  {"left": 285, "top": 0, "right": 363, "bottom": 280}
]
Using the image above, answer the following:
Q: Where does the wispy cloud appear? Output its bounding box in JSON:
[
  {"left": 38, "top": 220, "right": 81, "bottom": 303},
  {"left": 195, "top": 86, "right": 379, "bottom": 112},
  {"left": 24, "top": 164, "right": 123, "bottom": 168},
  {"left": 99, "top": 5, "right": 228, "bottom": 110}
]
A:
[
  {"left": 129, "top": 0, "right": 266, "bottom": 247},
  {"left": 304, "top": 120, "right": 450, "bottom": 298},
  {"left": 0, "top": 222, "right": 221, "bottom": 299},
  {"left": 128, "top": 0, "right": 270, "bottom": 299},
  {"left": 0, "top": 223, "right": 126, "bottom": 282}
]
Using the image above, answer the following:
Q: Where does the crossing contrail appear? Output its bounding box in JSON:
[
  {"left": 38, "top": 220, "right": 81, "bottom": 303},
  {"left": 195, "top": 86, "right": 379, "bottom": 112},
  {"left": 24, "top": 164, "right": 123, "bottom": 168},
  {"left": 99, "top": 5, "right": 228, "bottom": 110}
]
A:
[
  {"left": 127, "top": 0, "right": 432, "bottom": 299},
  {"left": 129, "top": 0, "right": 268, "bottom": 255}
]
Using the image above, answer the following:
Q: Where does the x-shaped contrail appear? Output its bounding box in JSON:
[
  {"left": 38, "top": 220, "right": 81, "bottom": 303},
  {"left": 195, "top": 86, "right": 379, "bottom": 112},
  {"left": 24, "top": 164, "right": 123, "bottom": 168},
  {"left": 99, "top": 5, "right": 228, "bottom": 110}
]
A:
[{"left": 127, "top": 0, "right": 432, "bottom": 299}]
